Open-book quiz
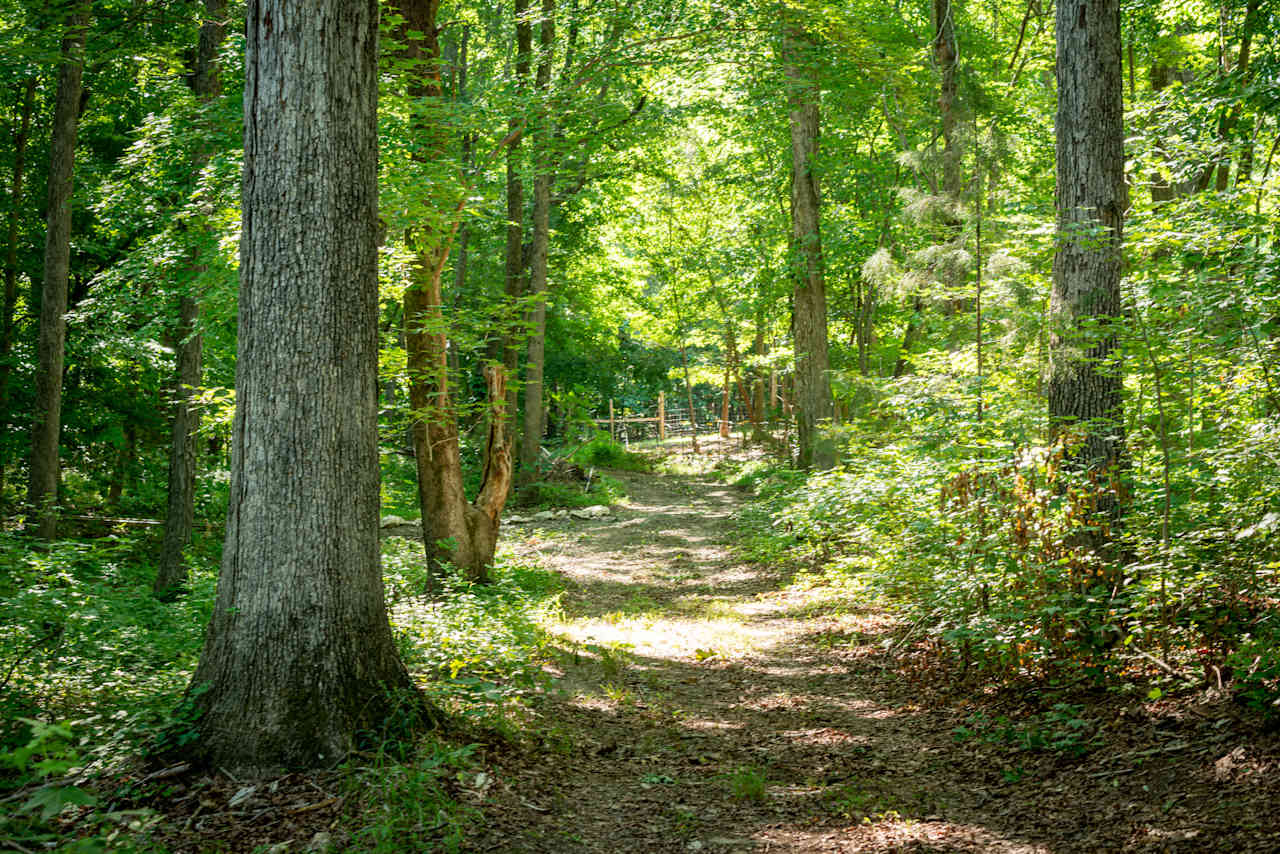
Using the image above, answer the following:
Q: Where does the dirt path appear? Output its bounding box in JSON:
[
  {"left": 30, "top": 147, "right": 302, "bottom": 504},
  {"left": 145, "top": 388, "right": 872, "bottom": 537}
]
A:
[{"left": 471, "top": 463, "right": 1279, "bottom": 853}]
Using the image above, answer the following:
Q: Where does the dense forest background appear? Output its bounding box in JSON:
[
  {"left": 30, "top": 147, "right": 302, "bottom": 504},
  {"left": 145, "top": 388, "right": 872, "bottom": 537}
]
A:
[{"left": 2, "top": 0, "right": 1280, "bottom": 849}]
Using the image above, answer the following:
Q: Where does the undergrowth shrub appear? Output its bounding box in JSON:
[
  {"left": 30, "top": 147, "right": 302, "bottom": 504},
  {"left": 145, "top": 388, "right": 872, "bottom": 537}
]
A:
[
  {"left": 739, "top": 387, "right": 1280, "bottom": 708},
  {"left": 570, "top": 432, "right": 650, "bottom": 472},
  {"left": 342, "top": 736, "right": 478, "bottom": 854},
  {"left": 514, "top": 474, "right": 624, "bottom": 509},
  {"left": 383, "top": 540, "right": 562, "bottom": 725},
  {"left": 0, "top": 533, "right": 216, "bottom": 753}
]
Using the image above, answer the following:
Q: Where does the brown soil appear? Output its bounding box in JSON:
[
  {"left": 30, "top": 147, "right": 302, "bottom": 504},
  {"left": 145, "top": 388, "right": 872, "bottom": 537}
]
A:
[{"left": 470, "top": 452, "right": 1280, "bottom": 853}]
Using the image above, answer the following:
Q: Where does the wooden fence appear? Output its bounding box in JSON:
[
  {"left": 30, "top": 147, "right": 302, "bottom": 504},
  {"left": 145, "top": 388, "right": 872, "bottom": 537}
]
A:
[{"left": 590, "top": 392, "right": 765, "bottom": 447}]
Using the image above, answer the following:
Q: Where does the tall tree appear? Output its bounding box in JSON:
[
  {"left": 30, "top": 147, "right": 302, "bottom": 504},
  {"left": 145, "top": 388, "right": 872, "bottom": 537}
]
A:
[
  {"left": 0, "top": 76, "right": 36, "bottom": 501},
  {"left": 519, "top": 0, "right": 556, "bottom": 483},
  {"left": 396, "top": 0, "right": 513, "bottom": 581},
  {"left": 27, "top": 5, "right": 89, "bottom": 538},
  {"left": 502, "top": 0, "right": 534, "bottom": 433},
  {"left": 782, "top": 18, "right": 834, "bottom": 470},
  {"left": 154, "top": 0, "right": 226, "bottom": 598},
  {"left": 1048, "top": 0, "right": 1128, "bottom": 566},
  {"left": 933, "top": 0, "right": 960, "bottom": 197},
  {"left": 186, "top": 0, "right": 415, "bottom": 770}
]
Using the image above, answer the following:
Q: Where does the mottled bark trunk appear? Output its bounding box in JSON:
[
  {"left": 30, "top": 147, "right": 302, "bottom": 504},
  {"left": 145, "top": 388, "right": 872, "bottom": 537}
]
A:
[
  {"left": 156, "top": 0, "right": 225, "bottom": 598},
  {"left": 187, "top": 0, "right": 416, "bottom": 773},
  {"left": 27, "top": 9, "right": 88, "bottom": 538},
  {"left": 0, "top": 76, "right": 36, "bottom": 500},
  {"left": 1049, "top": 0, "right": 1128, "bottom": 567},
  {"left": 783, "top": 22, "right": 834, "bottom": 471},
  {"left": 519, "top": 0, "right": 555, "bottom": 484}
]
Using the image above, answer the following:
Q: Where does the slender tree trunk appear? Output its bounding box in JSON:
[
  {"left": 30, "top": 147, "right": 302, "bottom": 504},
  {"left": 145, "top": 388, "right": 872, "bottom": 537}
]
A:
[
  {"left": 1213, "top": 0, "right": 1259, "bottom": 192},
  {"left": 894, "top": 295, "right": 924, "bottom": 377},
  {"left": 156, "top": 0, "right": 226, "bottom": 598},
  {"left": 520, "top": 0, "right": 555, "bottom": 484},
  {"left": 681, "top": 340, "right": 699, "bottom": 454},
  {"left": 27, "top": 8, "right": 88, "bottom": 538},
  {"left": 502, "top": 0, "right": 533, "bottom": 439},
  {"left": 188, "top": 0, "right": 417, "bottom": 772},
  {"left": 719, "top": 361, "right": 731, "bottom": 439},
  {"left": 105, "top": 420, "right": 137, "bottom": 508},
  {"left": 933, "top": 0, "right": 960, "bottom": 196},
  {"left": 783, "top": 21, "right": 834, "bottom": 470},
  {"left": 751, "top": 325, "right": 766, "bottom": 440},
  {"left": 0, "top": 77, "right": 36, "bottom": 501},
  {"left": 1049, "top": 0, "right": 1128, "bottom": 570}
]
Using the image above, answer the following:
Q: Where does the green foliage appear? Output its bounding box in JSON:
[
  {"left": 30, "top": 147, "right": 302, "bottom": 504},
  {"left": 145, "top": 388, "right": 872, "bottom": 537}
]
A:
[
  {"left": 342, "top": 737, "right": 479, "bottom": 854},
  {"left": 515, "top": 474, "right": 626, "bottom": 510},
  {"left": 952, "top": 703, "right": 1099, "bottom": 757},
  {"left": 0, "top": 533, "right": 215, "bottom": 751},
  {"left": 725, "top": 765, "right": 768, "bottom": 801},
  {"left": 383, "top": 540, "right": 563, "bottom": 723},
  {"left": 570, "top": 433, "right": 652, "bottom": 472},
  {"left": 0, "top": 719, "right": 158, "bottom": 853},
  {"left": 740, "top": 368, "right": 1280, "bottom": 708}
]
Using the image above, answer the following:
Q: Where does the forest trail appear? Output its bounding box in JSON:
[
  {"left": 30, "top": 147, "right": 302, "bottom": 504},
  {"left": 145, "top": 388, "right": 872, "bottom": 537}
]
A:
[{"left": 471, "top": 450, "right": 1278, "bottom": 854}]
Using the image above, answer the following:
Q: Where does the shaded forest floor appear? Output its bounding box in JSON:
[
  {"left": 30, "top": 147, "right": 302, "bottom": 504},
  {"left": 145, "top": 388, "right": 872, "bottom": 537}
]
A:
[{"left": 465, "top": 443, "right": 1280, "bottom": 853}]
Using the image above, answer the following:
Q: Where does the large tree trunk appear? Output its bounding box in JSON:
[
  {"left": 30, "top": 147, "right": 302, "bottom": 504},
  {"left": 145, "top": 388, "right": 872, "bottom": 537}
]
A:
[
  {"left": 187, "top": 0, "right": 416, "bottom": 773},
  {"left": 783, "top": 22, "right": 835, "bottom": 470},
  {"left": 0, "top": 76, "right": 36, "bottom": 501},
  {"left": 27, "top": 8, "right": 88, "bottom": 539},
  {"left": 519, "top": 0, "right": 556, "bottom": 484},
  {"left": 1049, "top": 0, "right": 1128, "bottom": 569},
  {"left": 156, "top": 0, "right": 226, "bottom": 598}
]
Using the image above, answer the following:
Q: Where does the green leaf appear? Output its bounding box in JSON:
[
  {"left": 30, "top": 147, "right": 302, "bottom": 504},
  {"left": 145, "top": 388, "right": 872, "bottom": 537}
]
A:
[{"left": 22, "top": 785, "right": 98, "bottom": 821}]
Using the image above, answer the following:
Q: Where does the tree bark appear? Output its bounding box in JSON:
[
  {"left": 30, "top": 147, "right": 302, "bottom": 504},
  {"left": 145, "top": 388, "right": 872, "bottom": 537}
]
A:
[
  {"left": 186, "top": 0, "right": 416, "bottom": 773},
  {"left": 156, "top": 0, "right": 226, "bottom": 598},
  {"left": 783, "top": 21, "right": 835, "bottom": 470},
  {"left": 520, "top": 0, "right": 555, "bottom": 484},
  {"left": 397, "top": 0, "right": 512, "bottom": 581},
  {"left": 1049, "top": 0, "right": 1128, "bottom": 565},
  {"left": 502, "top": 0, "right": 534, "bottom": 436},
  {"left": 0, "top": 76, "right": 36, "bottom": 501},
  {"left": 27, "top": 7, "right": 89, "bottom": 539},
  {"left": 933, "top": 0, "right": 960, "bottom": 197}
]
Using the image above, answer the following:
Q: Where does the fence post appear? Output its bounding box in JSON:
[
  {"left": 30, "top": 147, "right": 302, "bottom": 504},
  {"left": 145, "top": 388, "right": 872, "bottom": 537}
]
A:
[
  {"left": 608, "top": 399, "right": 615, "bottom": 440},
  {"left": 658, "top": 392, "right": 666, "bottom": 442}
]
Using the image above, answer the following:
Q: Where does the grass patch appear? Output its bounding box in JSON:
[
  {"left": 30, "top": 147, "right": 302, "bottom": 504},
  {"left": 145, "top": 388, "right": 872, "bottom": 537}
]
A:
[
  {"left": 341, "top": 736, "right": 480, "bottom": 854},
  {"left": 515, "top": 474, "right": 626, "bottom": 510},
  {"left": 726, "top": 765, "right": 768, "bottom": 801}
]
